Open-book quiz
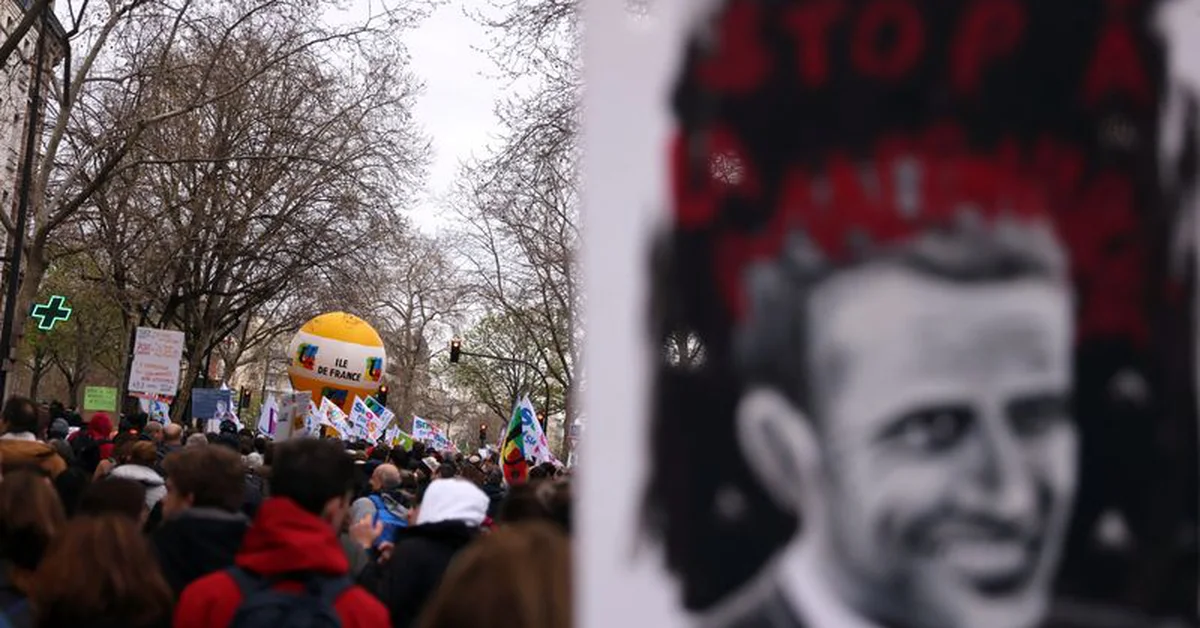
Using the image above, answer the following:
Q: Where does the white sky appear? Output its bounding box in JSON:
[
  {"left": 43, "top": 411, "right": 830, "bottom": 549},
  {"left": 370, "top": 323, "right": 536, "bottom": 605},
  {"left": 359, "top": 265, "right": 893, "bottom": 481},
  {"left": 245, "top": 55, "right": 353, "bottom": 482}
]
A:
[
  {"left": 398, "top": 0, "right": 504, "bottom": 233},
  {"left": 329, "top": 0, "right": 504, "bottom": 234}
]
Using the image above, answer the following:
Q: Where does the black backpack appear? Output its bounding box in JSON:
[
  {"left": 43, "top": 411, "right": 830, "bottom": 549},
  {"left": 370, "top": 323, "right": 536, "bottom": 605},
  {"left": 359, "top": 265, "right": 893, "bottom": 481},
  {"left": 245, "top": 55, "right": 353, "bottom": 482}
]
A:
[
  {"left": 71, "top": 434, "right": 109, "bottom": 474},
  {"left": 225, "top": 568, "right": 350, "bottom": 628}
]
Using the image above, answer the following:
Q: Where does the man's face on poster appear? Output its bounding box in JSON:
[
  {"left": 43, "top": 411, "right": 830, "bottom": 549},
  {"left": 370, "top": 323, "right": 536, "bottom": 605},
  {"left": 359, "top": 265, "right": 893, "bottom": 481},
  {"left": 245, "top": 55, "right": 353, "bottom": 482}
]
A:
[{"left": 803, "top": 264, "right": 1077, "bottom": 628}]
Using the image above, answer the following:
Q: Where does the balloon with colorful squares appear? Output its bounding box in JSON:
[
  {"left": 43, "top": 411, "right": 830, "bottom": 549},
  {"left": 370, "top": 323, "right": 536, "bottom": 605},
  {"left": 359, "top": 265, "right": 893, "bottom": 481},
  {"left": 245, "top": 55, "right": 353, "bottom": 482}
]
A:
[{"left": 286, "top": 312, "right": 387, "bottom": 413}]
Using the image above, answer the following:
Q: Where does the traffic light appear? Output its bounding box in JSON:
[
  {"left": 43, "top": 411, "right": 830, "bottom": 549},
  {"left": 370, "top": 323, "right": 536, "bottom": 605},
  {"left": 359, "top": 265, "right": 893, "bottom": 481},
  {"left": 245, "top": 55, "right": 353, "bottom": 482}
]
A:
[
  {"left": 377, "top": 384, "right": 389, "bottom": 406},
  {"left": 449, "top": 338, "right": 462, "bottom": 363},
  {"left": 478, "top": 423, "right": 487, "bottom": 446}
]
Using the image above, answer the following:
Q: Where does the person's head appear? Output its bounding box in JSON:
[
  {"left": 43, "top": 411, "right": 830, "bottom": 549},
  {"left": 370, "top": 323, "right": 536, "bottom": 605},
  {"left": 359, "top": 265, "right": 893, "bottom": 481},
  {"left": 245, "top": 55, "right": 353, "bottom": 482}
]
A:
[
  {"left": 0, "top": 396, "right": 40, "bottom": 436},
  {"left": 416, "top": 478, "right": 489, "bottom": 527},
  {"left": 370, "top": 445, "right": 390, "bottom": 462},
  {"left": 163, "top": 423, "right": 183, "bottom": 445},
  {"left": 499, "top": 479, "right": 571, "bottom": 534},
  {"left": 47, "top": 418, "right": 69, "bottom": 441},
  {"left": 0, "top": 469, "right": 65, "bottom": 592},
  {"left": 418, "top": 522, "right": 570, "bottom": 628},
  {"left": 388, "top": 447, "right": 409, "bottom": 468},
  {"left": 161, "top": 445, "right": 245, "bottom": 518},
  {"left": 714, "top": 216, "right": 1076, "bottom": 628},
  {"left": 370, "top": 463, "right": 402, "bottom": 493},
  {"left": 32, "top": 515, "right": 173, "bottom": 628},
  {"left": 86, "top": 412, "right": 113, "bottom": 439},
  {"left": 52, "top": 467, "right": 90, "bottom": 518},
  {"left": 143, "top": 421, "right": 163, "bottom": 443},
  {"left": 438, "top": 461, "right": 458, "bottom": 479},
  {"left": 644, "top": 4, "right": 1096, "bottom": 618},
  {"left": 110, "top": 432, "right": 140, "bottom": 464},
  {"left": 459, "top": 461, "right": 485, "bottom": 487},
  {"left": 185, "top": 432, "right": 208, "bottom": 448},
  {"left": 78, "top": 477, "right": 148, "bottom": 525},
  {"left": 269, "top": 438, "right": 355, "bottom": 530},
  {"left": 127, "top": 441, "right": 158, "bottom": 468},
  {"left": 253, "top": 435, "right": 267, "bottom": 454}
]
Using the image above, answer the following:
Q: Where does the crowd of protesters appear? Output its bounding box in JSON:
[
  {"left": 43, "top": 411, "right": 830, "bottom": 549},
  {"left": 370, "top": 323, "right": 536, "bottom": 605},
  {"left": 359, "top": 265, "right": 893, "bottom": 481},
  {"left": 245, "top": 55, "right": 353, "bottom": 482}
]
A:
[{"left": 0, "top": 395, "right": 571, "bottom": 628}]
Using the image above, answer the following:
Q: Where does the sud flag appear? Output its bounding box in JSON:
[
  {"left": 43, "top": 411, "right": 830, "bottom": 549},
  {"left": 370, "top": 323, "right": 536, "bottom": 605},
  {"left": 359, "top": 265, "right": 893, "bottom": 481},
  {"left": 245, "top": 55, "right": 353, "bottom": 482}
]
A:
[{"left": 501, "top": 399, "right": 528, "bottom": 485}]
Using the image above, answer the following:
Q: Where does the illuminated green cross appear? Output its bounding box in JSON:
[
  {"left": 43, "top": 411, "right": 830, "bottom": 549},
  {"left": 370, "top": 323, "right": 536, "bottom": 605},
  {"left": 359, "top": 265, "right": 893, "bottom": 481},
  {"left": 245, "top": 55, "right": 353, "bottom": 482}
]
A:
[{"left": 31, "top": 295, "right": 72, "bottom": 331}]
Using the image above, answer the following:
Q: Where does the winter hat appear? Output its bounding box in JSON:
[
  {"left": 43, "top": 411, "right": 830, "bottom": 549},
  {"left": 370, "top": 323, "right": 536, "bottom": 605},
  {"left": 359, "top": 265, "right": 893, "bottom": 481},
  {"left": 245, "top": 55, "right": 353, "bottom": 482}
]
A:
[
  {"left": 219, "top": 419, "right": 238, "bottom": 435},
  {"left": 415, "top": 478, "right": 489, "bottom": 527},
  {"left": 48, "top": 418, "right": 69, "bottom": 440}
]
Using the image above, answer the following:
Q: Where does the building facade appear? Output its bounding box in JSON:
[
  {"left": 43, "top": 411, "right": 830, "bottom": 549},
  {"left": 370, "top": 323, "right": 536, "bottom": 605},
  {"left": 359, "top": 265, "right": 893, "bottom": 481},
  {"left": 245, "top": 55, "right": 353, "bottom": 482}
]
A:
[{"left": 0, "top": 0, "right": 66, "bottom": 252}]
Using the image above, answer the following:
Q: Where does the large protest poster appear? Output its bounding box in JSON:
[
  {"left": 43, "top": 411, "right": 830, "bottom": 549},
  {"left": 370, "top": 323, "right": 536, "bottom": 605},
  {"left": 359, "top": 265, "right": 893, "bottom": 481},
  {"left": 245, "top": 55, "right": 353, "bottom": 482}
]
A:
[
  {"left": 583, "top": 1, "right": 1200, "bottom": 627},
  {"left": 128, "top": 327, "right": 185, "bottom": 400}
]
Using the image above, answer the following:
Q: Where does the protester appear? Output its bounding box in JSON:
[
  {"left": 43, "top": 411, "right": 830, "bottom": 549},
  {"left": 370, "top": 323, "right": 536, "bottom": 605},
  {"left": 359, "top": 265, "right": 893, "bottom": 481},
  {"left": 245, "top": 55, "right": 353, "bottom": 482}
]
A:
[
  {"left": 349, "top": 463, "right": 408, "bottom": 545},
  {"left": 31, "top": 515, "right": 173, "bottom": 628},
  {"left": 45, "top": 420, "right": 68, "bottom": 443},
  {"left": 209, "top": 435, "right": 264, "bottom": 518},
  {"left": 175, "top": 438, "right": 388, "bottom": 628},
  {"left": 185, "top": 433, "right": 208, "bottom": 448},
  {"left": 68, "top": 412, "right": 113, "bottom": 476},
  {"left": 143, "top": 421, "right": 163, "bottom": 444},
  {"left": 366, "top": 477, "right": 489, "bottom": 628},
  {"left": 162, "top": 423, "right": 183, "bottom": 451},
  {"left": 480, "top": 468, "right": 506, "bottom": 518},
  {"left": 0, "top": 469, "right": 65, "bottom": 628},
  {"left": 92, "top": 431, "right": 139, "bottom": 480},
  {"left": 418, "top": 522, "right": 570, "bottom": 628},
  {"left": 109, "top": 441, "right": 167, "bottom": 512},
  {"left": 0, "top": 398, "right": 65, "bottom": 479},
  {"left": 498, "top": 478, "right": 571, "bottom": 534},
  {"left": 153, "top": 446, "right": 250, "bottom": 597}
]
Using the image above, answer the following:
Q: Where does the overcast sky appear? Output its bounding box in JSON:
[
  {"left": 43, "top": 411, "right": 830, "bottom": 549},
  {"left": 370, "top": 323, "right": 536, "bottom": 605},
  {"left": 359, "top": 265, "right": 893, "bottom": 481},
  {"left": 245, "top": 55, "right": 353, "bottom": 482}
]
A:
[{"left": 399, "top": 0, "right": 504, "bottom": 233}]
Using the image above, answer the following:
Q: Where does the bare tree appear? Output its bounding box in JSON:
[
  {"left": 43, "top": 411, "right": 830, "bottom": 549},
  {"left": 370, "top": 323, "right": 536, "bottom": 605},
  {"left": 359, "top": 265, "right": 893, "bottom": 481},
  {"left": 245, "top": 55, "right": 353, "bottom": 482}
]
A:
[
  {"left": 360, "top": 231, "right": 469, "bottom": 425},
  {"left": 1, "top": 0, "right": 426, "bottom": 396},
  {"left": 452, "top": 0, "right": 581, "bottom": 453}
]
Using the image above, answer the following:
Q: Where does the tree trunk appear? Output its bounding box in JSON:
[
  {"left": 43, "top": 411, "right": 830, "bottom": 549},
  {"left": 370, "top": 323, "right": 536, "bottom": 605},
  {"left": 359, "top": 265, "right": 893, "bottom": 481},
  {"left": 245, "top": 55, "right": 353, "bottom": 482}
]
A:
[
  {"left": 10, "top": 251, "right": 48, "bottom": 381},
  {"left": 171, "top": 335, "right": 212, "bottom": 426},
  {"left": 28, "top": 361, "right": 45, "bottom": 399},
  {"left": 67, "top": 377, "right": 82, "bottom": 409}
]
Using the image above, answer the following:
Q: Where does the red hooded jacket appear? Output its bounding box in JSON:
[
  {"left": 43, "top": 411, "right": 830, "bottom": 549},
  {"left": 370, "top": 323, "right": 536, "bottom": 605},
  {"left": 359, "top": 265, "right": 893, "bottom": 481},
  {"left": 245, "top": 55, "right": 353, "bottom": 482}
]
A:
[
  {"left": 175, "top": 497, "right": 390, "bottom": 628},
  {"left": 68, "top": 412, "right": 114, "bottom": 460}
]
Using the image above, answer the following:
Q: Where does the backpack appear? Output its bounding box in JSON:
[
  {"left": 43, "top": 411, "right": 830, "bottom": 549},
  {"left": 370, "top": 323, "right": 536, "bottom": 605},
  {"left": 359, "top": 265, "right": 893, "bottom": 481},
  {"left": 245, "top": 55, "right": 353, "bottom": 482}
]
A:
[
  {"left": 225, "top": 568, "right": 350, "bottom": 628},
  {"left": 71, "top": 434, "right": 109, "bottom": 474},
  {"left": 367, "top": 494, "right": 408, "bottom": 545}
]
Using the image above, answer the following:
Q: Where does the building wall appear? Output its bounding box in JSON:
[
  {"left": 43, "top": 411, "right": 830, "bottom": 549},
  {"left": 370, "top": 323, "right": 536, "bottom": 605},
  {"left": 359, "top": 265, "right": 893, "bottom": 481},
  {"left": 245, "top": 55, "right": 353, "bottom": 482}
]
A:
[{"left": 0, "top": 3, "right": 40, "bottom": 234}]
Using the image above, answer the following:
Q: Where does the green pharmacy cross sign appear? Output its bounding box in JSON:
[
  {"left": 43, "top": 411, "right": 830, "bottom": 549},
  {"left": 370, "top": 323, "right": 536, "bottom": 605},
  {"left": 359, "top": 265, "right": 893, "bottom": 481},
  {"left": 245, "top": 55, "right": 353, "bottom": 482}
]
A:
[{"left": 31, "top": 295, "right": 72, "bottom": 331}]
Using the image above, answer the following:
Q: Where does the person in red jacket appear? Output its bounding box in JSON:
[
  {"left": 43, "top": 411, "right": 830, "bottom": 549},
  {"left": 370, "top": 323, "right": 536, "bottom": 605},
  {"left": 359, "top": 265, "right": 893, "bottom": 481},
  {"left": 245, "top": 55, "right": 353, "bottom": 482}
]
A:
[{"left": 175, "top": 438, "right": 389, "bottom": 628}]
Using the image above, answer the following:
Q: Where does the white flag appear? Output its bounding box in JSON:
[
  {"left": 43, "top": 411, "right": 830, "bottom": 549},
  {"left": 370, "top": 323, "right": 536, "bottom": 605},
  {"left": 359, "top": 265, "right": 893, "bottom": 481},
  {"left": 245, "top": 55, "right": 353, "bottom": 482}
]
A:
[
  {"left": 517, "top": 395, "right": 556, "bottom": 465},
  {"left": 258, "top": 394, "right": 278, "bottom": 437},
  {"left": 321, "top": 397, "right": 353, "bottom": 439}
]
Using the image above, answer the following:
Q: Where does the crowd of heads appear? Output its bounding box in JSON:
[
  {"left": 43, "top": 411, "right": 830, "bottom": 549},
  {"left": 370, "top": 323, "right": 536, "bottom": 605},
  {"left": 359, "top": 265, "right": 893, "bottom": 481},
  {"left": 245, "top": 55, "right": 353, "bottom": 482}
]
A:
[{"left": 0, "top": 394, "right": 571, "bottom": 628}]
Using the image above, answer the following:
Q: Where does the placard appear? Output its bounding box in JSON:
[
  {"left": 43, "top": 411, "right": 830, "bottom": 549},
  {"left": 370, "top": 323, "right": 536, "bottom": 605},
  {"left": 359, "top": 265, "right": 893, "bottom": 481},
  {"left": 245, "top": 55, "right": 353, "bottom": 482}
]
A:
[
  {"left": 584, "top": 2, "right": 1200, "bottom": 628},
  {"left": 191, "top": 388, "right": 234, "bottom": 422},
  {"left": 83, "top": 387, "right": 117, "bottom": 412},
  {"left": 128, "top": 327, "right": 185, "bottom": 400}
]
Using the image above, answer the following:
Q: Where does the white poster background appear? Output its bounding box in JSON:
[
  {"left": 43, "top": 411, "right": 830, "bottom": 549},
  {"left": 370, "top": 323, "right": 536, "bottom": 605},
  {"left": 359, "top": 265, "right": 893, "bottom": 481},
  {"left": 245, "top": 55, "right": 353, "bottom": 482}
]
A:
[
  {"left": 128, "top": 327, "right": 185, "bottom": 399},
  {"left": 581, "top": 1, "right": 693, "bottom": 627},
  {"left": 583, "top": 2, "right": 1200, "bottom": 627}
]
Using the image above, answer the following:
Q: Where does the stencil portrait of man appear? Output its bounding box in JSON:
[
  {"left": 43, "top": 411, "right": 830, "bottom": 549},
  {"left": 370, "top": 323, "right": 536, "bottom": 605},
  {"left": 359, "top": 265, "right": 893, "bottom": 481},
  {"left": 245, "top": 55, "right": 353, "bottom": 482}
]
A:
[
  {"left": 718, "top": 219, "right": 1077, "bottom": 628},
  {"left": 641, "top": 1, "right": 1196, "bottom": 627}
]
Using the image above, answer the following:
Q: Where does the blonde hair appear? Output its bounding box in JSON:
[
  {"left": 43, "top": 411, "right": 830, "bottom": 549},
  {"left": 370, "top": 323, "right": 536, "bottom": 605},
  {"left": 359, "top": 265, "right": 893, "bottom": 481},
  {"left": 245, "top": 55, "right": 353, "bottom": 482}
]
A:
[{"left": 419, "top": 522, "right": 570, "bottom": 628}]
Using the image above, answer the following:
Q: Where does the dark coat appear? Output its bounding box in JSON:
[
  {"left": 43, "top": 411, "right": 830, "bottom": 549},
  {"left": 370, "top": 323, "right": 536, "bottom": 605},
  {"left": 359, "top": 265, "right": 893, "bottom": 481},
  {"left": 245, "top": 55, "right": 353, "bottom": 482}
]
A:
[
  {"left": 364, "top": 521, "right": 480, "bottom": 628},
  {"left": 151, "top": 508, "right": 250, "bottom": 597}
]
